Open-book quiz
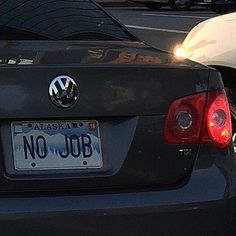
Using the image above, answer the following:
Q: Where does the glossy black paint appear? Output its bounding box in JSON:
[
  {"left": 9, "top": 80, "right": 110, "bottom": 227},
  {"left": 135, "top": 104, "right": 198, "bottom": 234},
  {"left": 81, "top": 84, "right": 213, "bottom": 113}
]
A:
[
  {"left": 0, "top": 41, "right": 208, "bottom": 119},
  {"left": 0, "top": 143, "right": 235, "bottom": 235},
  {"left": 0, "top": 40, "right": 213, "bottom": 191},
  {"left": 0, "top": 1, "right": 235, "bottom": 235}
]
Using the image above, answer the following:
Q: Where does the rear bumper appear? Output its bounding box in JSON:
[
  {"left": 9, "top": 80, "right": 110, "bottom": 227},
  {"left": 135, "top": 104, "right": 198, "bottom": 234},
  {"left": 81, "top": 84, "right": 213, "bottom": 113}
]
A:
[
  {"left": 0, "top": 194, "right": 235, "bottom": 236},
  {"left": 1, "top": 163, "right": 236, "bottom": 236},
  {"left": 1, "top": 137, "right": 236, "bottom": 236}
]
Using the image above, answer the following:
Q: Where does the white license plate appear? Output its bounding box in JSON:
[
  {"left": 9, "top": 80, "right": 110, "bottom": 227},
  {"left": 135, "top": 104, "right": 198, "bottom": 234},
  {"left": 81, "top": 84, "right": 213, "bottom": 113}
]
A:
[{"left": 11, "top": 121, "right": 103, "bottom": 171}]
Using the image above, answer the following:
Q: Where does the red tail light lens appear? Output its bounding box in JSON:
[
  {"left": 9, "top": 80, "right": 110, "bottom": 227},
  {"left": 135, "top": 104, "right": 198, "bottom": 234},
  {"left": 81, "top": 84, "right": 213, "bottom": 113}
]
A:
[
  {"left": 202, "top": 90, "right": 232, "bottom": 148},
  {"left": 164, "top": 92, "right": 207, "bottom": 144},
  {"left": 164, "top": 90, "right": 232, "bottom": 148}
]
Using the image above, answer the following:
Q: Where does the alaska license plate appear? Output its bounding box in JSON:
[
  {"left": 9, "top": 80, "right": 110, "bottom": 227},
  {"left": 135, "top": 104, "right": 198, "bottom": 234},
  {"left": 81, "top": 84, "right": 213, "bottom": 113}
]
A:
[{"left": 11, "top": 121, "right": 103, "bottom": 171}]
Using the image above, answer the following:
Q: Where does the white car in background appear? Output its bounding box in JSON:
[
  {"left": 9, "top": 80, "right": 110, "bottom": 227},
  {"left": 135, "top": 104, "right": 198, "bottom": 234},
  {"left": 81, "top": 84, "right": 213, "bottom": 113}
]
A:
[{"left": 175, "top": 12, "right": 236, "bottom": 138}]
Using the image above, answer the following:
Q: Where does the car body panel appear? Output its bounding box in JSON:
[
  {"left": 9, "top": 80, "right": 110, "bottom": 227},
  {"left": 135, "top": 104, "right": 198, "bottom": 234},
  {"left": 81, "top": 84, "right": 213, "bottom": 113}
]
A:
[
  {"left": 0, "top": 41, "right": 207, "bottom": 119},
  {"left": 0, "top": 1, "right": 235, "bottom": 235},
  {"left": 0, "top": 40, "right": 215, "bottom": 192},
  {"left": 180, "top": 13, "right": 236, "bottom": 69},
  {"left": 0, "top": 143, "right": 235, "bottom": 235}
]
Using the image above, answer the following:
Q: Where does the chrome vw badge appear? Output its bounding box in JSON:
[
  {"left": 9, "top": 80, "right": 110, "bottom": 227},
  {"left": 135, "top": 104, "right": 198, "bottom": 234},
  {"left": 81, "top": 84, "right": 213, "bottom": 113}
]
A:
[{"left": 49, "top": 75, "right": 79, "bottom": 108}]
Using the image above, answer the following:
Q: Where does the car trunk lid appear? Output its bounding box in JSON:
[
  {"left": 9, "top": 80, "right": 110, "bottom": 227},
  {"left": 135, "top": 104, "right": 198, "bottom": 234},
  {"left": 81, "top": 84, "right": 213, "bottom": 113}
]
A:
[{"left": 0, "top": 40, "right": 211, "bottom": 193}]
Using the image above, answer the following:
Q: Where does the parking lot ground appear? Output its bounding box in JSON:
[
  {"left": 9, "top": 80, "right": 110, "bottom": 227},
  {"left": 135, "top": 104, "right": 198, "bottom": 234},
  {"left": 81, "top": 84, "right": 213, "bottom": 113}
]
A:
[{"left": 107, "top": 7, "right": 218, "bottom": 51}]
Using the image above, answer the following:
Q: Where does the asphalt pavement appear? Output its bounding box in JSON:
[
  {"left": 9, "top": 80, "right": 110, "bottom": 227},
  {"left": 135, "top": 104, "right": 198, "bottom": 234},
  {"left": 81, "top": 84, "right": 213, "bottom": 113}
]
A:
[{"left": 107, "top": 7, "right": 218, "bottom": 52}]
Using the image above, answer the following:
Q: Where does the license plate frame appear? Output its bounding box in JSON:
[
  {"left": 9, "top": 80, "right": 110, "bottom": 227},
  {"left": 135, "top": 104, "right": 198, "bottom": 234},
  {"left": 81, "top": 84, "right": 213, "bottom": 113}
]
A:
[{"left": 11, "top": 120, "right": 103, "bottom": 171}]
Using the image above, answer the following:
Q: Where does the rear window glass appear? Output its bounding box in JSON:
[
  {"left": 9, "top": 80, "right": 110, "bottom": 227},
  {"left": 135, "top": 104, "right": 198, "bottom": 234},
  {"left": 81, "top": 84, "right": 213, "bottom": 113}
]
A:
[{"left": 0, "top": 0, "right": 131, "bottom": 40}]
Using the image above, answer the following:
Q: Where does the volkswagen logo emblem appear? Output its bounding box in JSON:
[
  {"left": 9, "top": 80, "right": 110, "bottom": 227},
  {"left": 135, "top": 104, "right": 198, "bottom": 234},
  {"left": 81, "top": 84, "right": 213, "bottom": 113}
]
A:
[{"left": 49, "top": 75, "right": 79, "bottom": 108}]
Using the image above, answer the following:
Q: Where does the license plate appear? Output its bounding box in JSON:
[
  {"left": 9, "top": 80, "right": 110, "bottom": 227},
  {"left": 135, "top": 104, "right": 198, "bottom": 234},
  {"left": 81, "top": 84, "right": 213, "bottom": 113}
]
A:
[
  {"left": 204, "top": 0, "right": 212, "bottom": 3},
  {"left": 11, "top": 121, "right": 103, "bottom": 171}
]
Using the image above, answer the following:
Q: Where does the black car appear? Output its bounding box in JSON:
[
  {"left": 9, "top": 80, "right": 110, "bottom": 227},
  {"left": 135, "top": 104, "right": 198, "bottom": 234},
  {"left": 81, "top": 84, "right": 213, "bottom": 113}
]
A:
[
  {"left": 0, "top": 0, "right": 235, "bottom": 235},
  {"left": 131, "top": 0, "right": 193, "bottom": 11},
  {"left": 196, "top": 0, "right": 236, "bottom": 13}
]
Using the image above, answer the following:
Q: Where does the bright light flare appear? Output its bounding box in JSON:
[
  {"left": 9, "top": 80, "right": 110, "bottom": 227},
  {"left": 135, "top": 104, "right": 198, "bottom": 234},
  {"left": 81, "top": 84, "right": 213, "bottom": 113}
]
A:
[{"left": 174, "top": 46, "right": 186, "bottom": 59}]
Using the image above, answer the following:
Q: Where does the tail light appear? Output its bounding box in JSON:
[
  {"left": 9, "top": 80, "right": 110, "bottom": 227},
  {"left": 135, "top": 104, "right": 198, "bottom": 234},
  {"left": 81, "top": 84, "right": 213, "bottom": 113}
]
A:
[
  {"left": 202, "top": 90, "right": 232, "bottom": 148},
  {"left": 164, "top": 89, "right": 232, "bottom": 148}
]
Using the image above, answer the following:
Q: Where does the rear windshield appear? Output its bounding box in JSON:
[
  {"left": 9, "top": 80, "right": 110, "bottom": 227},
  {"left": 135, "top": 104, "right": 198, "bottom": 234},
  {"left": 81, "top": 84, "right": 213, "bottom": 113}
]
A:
[{"left": 0, "top": 0, "right": 131, "bottom": 40}]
